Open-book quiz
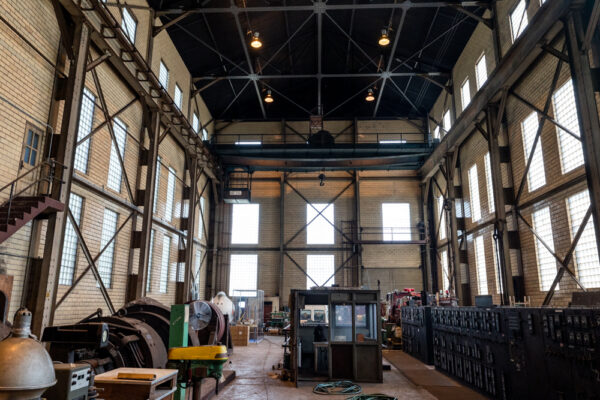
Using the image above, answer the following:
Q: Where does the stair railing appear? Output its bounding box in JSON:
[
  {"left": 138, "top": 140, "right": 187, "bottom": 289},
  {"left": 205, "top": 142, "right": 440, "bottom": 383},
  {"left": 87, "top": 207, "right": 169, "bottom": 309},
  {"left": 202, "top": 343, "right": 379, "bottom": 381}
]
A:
[{"left": 0, "top": 160, "right": 65, "bottom": 226}]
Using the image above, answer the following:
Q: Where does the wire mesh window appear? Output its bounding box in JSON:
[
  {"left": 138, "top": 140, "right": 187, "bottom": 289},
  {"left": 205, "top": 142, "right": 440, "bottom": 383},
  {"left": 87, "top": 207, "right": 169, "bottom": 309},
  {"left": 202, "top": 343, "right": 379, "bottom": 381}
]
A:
[
  {"left": 443, "top": 110, "right": 452, "bottom": 134},
  {"left": 492, "top": 239, "right": 504, "bottom": 294},
  {"left": 192, "top": 113, "right": 199, "bottom": 133},
  {"left": 23, "top": 128, "right": 40, "bottom": 167},
  {"left": 107, "top": 118, "right": 127, "bottom": 192},
  {"left": 553, "top": 79, "right": 584, "bottom": 173},
  {"left": 165, "top": 167, "right": 176, "bottom": 222},
  {"left": 74, "top": 88, "right": 95, "bottom": 173},
  {"left": 159, "top": 235, "right": 171, "bottom": 293},
  {"left": 461, "top": 78, "right": 471, "bottom": 112},
  {"left": 146, "top": 229, "right": 155, "bottom": 292},
  {"left": 231, "top": 203, "right": 259, "bottom": 244},
  {"left": 174, "top": 84, "right": 182, "bottom": 110},
  {"left": 306, "top": 254, "right": 335, "bottom": 289},
  {"left": 437, "top": 196, "right": 446, "bottom": 240},
  {"left": 474, "top": 235, "right": 489, "bottom": 295},
  {"left": 382, "top": 203, "right": 411, "bottom": 241},
  {"left": 567, "top": 191, "right": 600, "bottom": 288},
  {"left": 159, "top": 61, "right": 169, "bottom": 90},
  {"left": 59, "top": 193, "right": 84, "bottom": 285},
  {"left": 153, "top": 156, "right": 161, "bottom": 213},
  {"left": 97, "top": 209, "right": 118, "bottom": 288},
  {"left": 532, "top": 207, "right": 558, "bottom": 291},
  {"left": 484, "top": 152, "right": 495, "bottom": 213},
  {"left": 510, "top": 0, "right": 528, "bottom": 42},
  {"left": 307, "top": 204, "right": 335, "bottom": 244},
  {"left": 121, "top": 7, "right": 136, "bottom": 43},
  {"left": 521, "top": 112, "right": 546, "bottom": 192},
  {"left": 198, "top": 197, "right": 205, "bottom": 240},
  {"left": 440, "top": 250, "right": 449, "bottom": 292},
  {"left": 433, "top": 125, "right": 440, "bottom": 140},
  {"left": 195, "top": 248, "right": 202, "bottom": 281},
  {"left": 229, "top": 254, "right": 258, "bottom": 296},
  {"left": 468, "top": 164, "right": 482, "bottom": 221},
  {"left": 475, "top": 53, "right": 488, "bottom": 90}
]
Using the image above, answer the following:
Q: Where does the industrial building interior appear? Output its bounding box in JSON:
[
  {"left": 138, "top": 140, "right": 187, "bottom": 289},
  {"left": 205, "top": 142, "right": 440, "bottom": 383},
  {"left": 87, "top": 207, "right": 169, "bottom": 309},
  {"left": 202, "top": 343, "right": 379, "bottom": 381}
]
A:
[{"left": 1, "top": 0, "right": 600, "bottom": 399}]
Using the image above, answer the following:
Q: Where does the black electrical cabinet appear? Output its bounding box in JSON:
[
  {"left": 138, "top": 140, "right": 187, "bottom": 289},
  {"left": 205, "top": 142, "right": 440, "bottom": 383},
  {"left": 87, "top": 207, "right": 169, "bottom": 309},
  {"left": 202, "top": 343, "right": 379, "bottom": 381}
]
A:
[
  {"left": 401, "top": 306, "right": 433, "bottom": 365},
  {"left": 401, "top": 306, "right": 600, "bottom": 400}
]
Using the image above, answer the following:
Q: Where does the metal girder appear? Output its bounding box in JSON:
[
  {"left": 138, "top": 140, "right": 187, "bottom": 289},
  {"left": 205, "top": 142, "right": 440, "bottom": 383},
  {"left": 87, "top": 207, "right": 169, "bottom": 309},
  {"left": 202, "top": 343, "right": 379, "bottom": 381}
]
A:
[
  {"left": 183, "top": 155, "right": 199, "bottom": 302},
  {"left": 155, "top": 2, "right": 494, "bottom": 16},
  {"left": 420, "top": 0, "right": 572, "bottom": 180},
  {"left": 445, "top": 151, "right": 463, "bottom": 302},
  {"left": 279, "top": 174, "right": 285, "bottom": 303},
  {"left": 285, "top": 252, "right": 319, "bottom": 288},
  {"left": 77, "top": 97, "right": 138, "bottom": 147}
]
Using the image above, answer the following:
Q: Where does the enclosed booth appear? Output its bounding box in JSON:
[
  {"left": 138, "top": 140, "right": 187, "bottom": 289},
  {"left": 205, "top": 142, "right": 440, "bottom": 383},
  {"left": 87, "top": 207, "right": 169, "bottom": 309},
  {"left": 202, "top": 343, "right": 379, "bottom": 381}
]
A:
[
  {"left": 231, "top": 289, "right": 264, "bottom": 343},
  {"left": 289, "top": 288, "right": 382, "bottom": 384}
]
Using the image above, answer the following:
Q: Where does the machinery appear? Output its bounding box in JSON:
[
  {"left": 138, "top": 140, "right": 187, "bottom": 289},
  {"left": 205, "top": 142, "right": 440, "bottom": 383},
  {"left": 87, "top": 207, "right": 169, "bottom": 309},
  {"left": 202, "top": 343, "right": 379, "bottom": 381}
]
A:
[
  {"left": 0, "top": 308, "right": 56, "bottom": 400},
  {"left": 44, "top": 364, "right": 93, "bottom": 400}
]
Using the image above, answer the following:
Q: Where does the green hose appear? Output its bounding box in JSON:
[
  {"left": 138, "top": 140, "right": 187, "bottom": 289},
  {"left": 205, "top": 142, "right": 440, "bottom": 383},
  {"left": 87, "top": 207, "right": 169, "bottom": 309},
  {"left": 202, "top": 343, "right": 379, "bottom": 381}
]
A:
[
  {"left": 313, "top": 380, "right": 362, "bottom": 395},
  {"left": 345, "top": 395, "right": 397, "bottom": 400}
]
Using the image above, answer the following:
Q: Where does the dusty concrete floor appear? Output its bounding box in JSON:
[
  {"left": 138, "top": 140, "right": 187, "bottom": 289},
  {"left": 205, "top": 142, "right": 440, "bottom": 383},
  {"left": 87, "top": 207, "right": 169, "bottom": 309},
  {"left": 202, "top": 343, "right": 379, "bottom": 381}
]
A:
[{"left": 216, "top": 336, "right": 437, "bottom": 399}]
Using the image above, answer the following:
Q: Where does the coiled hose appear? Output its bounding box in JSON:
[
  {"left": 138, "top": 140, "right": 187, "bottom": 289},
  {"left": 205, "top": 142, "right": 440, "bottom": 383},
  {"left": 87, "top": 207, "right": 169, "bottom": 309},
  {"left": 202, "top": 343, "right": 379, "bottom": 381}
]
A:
[
  {"left": 313, "top": 381, "right": 362, "bottom": 395},
  {"left": 345, "top": 395, "right": 398, "bottom": 400}
]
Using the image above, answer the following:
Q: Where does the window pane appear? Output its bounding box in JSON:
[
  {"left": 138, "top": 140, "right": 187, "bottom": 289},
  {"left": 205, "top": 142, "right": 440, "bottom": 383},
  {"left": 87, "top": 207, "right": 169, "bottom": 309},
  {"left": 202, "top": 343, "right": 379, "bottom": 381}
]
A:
[
  {"left": 107, "top": 118, "right": 127, "bottom": 192},
  {"left": 521, "top": 112, "right": 546, "bottom": 191},
  {"left": 306, "top": 254, "right": 335, "bottom": 289},
  {"left": 59, "top": 193, "right": 84, "bottom": 285},
  {"left": 231, "top": 204, "right": 259, "bottom": 244},
  {"left": 491, "top": 239, "right": 504, "bottom": 294},
  {"left": 23, "top": 148, "right": 30, "bottom": 165},
  {"left": 468, "top": 164, "right": 482, "bottom": 221},
  {"left": 174, "top": 84, "right": 182, "bottom": 110},
  {"left": 474, "top": 235, "right": 488, "bottom": 295},
  {"left": 440, "top": 250, "right": 449, "bottom": 292},
  {"left": 74, "top": 88, "right": 95, "bottom": 173},
  {"left": 532, "top": 207, "right": 558, "bottom": 291},
  {"left": 443, "top": 110, "right": 452, "bottom": 134},
  {"left": 332, "top": 304, "right": 352, "bottom": 342},
  {"left": 121, "top": 7, "right": 137, "bottom": 43},
  {"left": 30, "top": 149, "right": 37, "bottom": 165},
  {"left": 307, "top": 204, "right": 334, "bottom": 244},
  {"left": 97, "top": 209, "right": 118, "bottom": 288},
  {"left": 475, "top": 53, "right": 488, "bottom": 90},
  {"left": 461, "top": 79, "right": 471, "bottom": 111},
  {"left": 567, "top": 191, "right": 600, "bottom": 288},
  {"left": 510, "top": 0, "right": 528, "bottom": 42},
  {"left": 355, "top": 304, "right": 377, "bottom": 341},
  {"left": 437, "top": 196, "right": 446, "bottom": 240},
  {"left": 553, "top": 80, "right": 584, "bottom": 173},
  {"left": 159, "top": 61, "right": 169, "bottom": 89},
  {"left": 382, "top": 203, "right": 411, "bottom": 241},
  {"left": 229, "top": 254, "right": 258, "bottom": 296},
  {"left": 198, "top": 197, "right": 205, "bottom": 240},
  {"left": 153, "top": 156, "right": 161, "bottom": 212},
  {"left": 192, "top": 113, "right": 199, "bottom": 133},
  {"left": 146, "top": 230, "right": 155, "bottom": 292},
  {"left": 159, "top": 235, "right": 171, "bottom": 293},
  {"left": 484, "top": 153, "right": 495, "bottom": 213},
  {"left": 165, "top": 167, "right": 176, "bottom": 222}
]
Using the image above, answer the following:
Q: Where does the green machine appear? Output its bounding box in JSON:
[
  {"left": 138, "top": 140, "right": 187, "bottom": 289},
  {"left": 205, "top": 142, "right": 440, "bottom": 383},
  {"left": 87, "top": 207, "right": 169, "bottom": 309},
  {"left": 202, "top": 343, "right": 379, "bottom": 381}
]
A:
[{"left": 168, "top": 304, "right": 229, "bottom": 400}]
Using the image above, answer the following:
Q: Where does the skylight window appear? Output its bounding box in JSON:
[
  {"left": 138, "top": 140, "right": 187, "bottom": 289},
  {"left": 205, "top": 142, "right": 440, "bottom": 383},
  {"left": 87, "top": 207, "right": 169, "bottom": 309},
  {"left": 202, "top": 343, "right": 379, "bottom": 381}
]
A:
[
  {"left": 382, "top": 203, "right": 411, "bottom": 241},
  {"left": 231, "top": 204, "right": 259, "bottom": 244},
  {"left": 306, "top": 254, "right": 335, "bottom": 289},
  {"left": 307, "top": 204, "right": 334, "bottom": 244}
]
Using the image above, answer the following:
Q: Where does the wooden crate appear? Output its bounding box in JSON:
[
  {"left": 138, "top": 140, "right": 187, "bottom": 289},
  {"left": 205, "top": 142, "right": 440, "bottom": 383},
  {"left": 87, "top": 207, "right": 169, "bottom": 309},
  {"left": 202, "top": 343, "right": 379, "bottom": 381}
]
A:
[
  {"left": 230, "top": 325, "right": 250, "bottom": 346},
  {"left": 94, "top": 368, "right": 178, "bottom": 400}
]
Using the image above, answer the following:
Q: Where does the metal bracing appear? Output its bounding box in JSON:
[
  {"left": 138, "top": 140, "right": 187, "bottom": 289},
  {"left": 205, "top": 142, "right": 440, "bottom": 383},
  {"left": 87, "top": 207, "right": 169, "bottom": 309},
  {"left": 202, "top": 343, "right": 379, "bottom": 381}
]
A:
[
  {"left": 445, "top": 151, "right": 464, "bottom": 302},
  {"left": 182, "top": 155, "right": 199, "bottom": 302}
]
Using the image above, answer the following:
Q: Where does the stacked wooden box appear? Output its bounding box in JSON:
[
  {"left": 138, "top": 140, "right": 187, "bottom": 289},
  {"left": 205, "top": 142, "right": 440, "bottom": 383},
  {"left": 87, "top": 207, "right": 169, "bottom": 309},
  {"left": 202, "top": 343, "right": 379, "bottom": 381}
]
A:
[{"left": 230, "top": 325, "right": 250, "bottom": 346}]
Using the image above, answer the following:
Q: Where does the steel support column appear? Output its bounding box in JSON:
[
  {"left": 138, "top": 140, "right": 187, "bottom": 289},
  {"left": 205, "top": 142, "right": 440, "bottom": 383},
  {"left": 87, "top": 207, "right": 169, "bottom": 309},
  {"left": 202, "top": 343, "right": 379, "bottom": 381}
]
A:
[
  {"left": 183, "top": 155, "right": 199, "bottom": 302},
  {"left": 279, "top": 173, "right": 285, "bottom": 305},
  {"left": 445, "top": 152, "right": 463, "bottom": 302},
  {"left": 35, "top": 19, "right": 90, "bottom": 334},
  {"left": 353, "top": 171, "right": 362, "bottom": 287}
]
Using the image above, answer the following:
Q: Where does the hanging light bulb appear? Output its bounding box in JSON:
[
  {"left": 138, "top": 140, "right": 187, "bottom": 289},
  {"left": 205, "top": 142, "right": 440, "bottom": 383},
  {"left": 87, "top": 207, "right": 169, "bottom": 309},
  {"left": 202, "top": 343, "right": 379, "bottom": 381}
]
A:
[
  {"left": 250, "top": 31, "right": 262, "bottom": 49},
  {"left": 365, "top": 88, "right": 375, "bottom": 102},
  {"left": 264, "top": 90, "right": 274, "bottom": 103},
  {"left": 378, "top": 29, "right": 390, "bottom": 46}
]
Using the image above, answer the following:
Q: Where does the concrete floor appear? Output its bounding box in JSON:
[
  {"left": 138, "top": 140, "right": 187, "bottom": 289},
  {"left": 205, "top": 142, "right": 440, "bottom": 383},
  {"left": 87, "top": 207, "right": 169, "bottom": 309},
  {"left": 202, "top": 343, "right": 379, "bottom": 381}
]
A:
[{"left": 216, "top": 336, "right": 438, "bottom": 399}]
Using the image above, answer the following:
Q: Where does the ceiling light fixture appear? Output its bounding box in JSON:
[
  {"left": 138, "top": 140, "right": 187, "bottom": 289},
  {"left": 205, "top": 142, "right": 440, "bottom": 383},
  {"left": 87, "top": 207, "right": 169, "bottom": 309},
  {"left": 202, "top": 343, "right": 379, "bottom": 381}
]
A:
[
  {"left": 250, "top": 31, "right": 262, "bottom": 49},
  {"left": 264, "top": 90, "right": 274, "bottom": 103},
  {"left": 365, "top": 88, "right": 376, "bottom": 102},
  {"left": 378, "top": 29, "right": 390, "bottom": 46}
]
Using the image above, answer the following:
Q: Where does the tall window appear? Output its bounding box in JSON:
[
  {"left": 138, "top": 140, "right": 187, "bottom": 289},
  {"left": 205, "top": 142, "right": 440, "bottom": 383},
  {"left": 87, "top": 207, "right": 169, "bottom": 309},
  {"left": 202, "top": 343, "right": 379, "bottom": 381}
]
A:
[
  {"left": 475, "top": 53, "right": 488, "bottom": 90},
  {"left": 532, "top": 207, "right": 558, "bottom": 291},
  {"left": 229, "top": 254, "right": 258, "bottom": 296},
  {"left": 382, "top": 203, "right": 411, "bottom": 241},
  {"left": 192, "top": 113, "right": 199, "bottom": 133},
  {"left": 433, "top": 125, "right": 440, "bottom": 140},
  {"left": 174, "top": 84, "right": 182, "bottom": 110},
  {"left": 521, "top": 112, "right": 546, "bottom": 191},
  {"left": 198, "top": 197, "right": 205, "bottom": 240},
  {"left": 74, "top": 88, "right": 95, "bottom": 173},
  {"left": 231, "top": 203, "right": 259, "bottom": 244},
  {"left": 165, "top": 167, "right": 176, "bottom": 222},
  {"left": 437, "top": 196, "right": 446, "bottom": 240},
  {"left": 97, "top": 209, "right": 118, "bottom": 288},
  {"left": 153, "top": 157, "right": 161, "bottom": 212},
  {"left": 491, "top": 239, "right": 504, "bottom": 294},
  {"left": 440, "top": 250, "right": 449, "bottom": 292},
  {"left": 307, "top": 204, "right": 334, "bottom": 244},
  {"left": 107, "top": 118, "right": 127, "bottom": 192},
  {"left": 202, "top": 128, "right": 208, "bottom": 141},
  {"left": 567, "top": 191, "right": 600, "bottom": 288},
  {"left": 159, "top": 235, "right": 171, "bottom": 293},
  {"left": 121, "top": 7, "right": 137, "bottom": 43},
  {"left": 59, "top": 193, "right": 83, "bottom": 285},
  {"left": 510, "top": 0, "right": 528, "bottom": 42},
  {"left": 468, "top": 164, "right": 482, "bottom": 221},
  {"left": 306, "top": 255, "right": 335, "bottom": 289},
  {"left": 443, "top": 110, "right": 452, "bottom": 134},
  {"left": 484, "top": 152, "right": 495, "bottom": 213},
  {"left": 461, "top": 78, "right": 471, "bottom": 111},
  {"left": 146, "top": 230, "right": 155, "bottom": 292},
  {"left": 23, "top": 128, "right": 41, "bottom": 167},
  {"left": 553, "top": 80, "right": 584, "bottom": 173},
  {"left": 159, "top": 61, "right": 169, "bottom": 90},
  {"left": 474, "top": 235, "right": 488, "bottom": 295}
]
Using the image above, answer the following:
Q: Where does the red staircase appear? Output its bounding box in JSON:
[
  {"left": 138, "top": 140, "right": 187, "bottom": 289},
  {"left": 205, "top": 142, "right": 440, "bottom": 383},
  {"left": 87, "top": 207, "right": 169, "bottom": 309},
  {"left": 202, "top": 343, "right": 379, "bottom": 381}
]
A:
[{"left": 0, "top": 196, "right": 64, "bottom": 244}]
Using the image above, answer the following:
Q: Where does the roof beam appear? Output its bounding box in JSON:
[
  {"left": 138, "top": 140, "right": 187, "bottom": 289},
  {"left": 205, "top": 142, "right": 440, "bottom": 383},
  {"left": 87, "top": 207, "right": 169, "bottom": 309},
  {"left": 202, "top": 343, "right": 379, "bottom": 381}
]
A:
[{"left": 193, "top": 72, "right": 448, "bottom": 81}]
